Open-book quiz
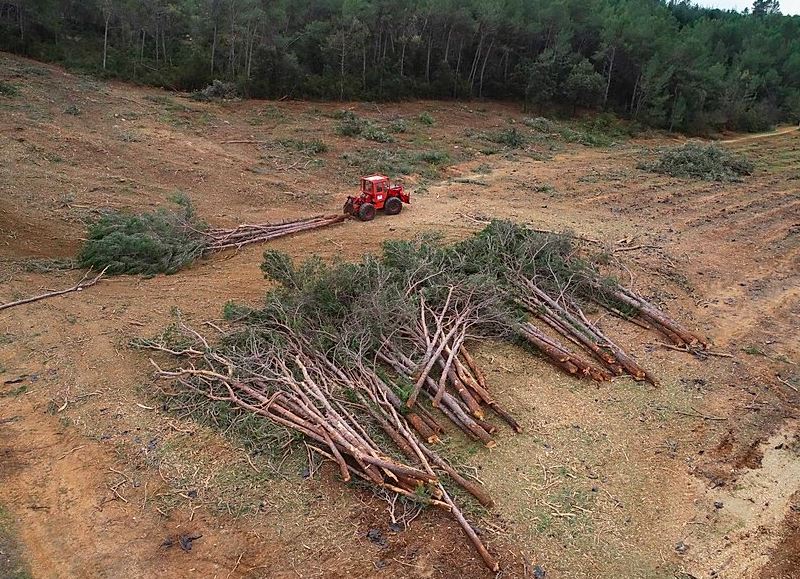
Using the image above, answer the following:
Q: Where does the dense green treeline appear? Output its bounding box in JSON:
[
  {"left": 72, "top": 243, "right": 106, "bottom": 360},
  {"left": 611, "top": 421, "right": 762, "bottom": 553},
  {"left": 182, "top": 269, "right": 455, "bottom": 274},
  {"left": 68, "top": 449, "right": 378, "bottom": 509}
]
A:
[{"left": 1, "top": 0, "right": 798, "bottom": 133}]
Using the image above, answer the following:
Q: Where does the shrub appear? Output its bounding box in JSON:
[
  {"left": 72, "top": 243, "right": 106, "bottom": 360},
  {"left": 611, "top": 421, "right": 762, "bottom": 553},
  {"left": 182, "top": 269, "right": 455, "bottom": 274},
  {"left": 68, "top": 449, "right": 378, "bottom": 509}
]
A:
[
  {"left": 487, "top": 127, "right": 527, "bottom": 148},
  {"left": 63, "top": 104, "right": 82, "bottom": 116},
  {"left": 279, "top": 138, "right": 328, "bottom": 155},
  {"left": 335, "top": 111, "right": 367, "bottom": 137},
  {"left": 523, "top": 117, "right": 554, "bottom": 132},
  {"left": 417, "top": 112, "right": 435, "bottom": 126},
  {"left": 362, "top": 125, "right": 394, "bottom": 143},
  {"left": 190, "top": 79, "right": 238, "bottom": 101},
  {"left": 341, "top": 149, "right": 414, "bottom": 176},
  {"left": 413, "top": 150, "right": 450, "bottom": 165},
  {"left": 78, "top": 195, "right": 208, "bottom": 275},
  {"left": 0, "top": 81, "right": 18, "bottom": 97},
  {"left": 640, "top": 143, "right": 754, "bottom": 181},
  {"left": 560, "top": 128, "right": 614, "bottom": 147},
  {"left": 389, "top": 118, "right": 408, "bottom": 133},
  {"left": 336, "top": 112, "right": 395, "bottom": 142},
  {"left": 116, "top": 130, "right": 141, "bottom": 143}
]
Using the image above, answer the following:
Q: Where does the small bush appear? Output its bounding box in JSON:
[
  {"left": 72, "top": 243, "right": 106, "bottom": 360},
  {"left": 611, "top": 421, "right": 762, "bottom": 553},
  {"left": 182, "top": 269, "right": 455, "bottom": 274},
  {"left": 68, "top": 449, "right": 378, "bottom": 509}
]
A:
[
  {"left": 336, "top": 112, "right": 395, "bottom": 142},
  {"left": 116, "top": 130, "right": 141, "bottom": 143},
  {"left": 389, "top": 118, "right": 408, "bottom": 133},
  {"left": 331, "top": 109, "right": 356, "bottom": 120},
  {"left": 278, "top": 138, "right": 328, "bottom": 155},
  {"left": 413, "top": 150, "right": 450, "bottom": 165},
  {"left": 63, "top": 104, "right": 82, "bottom": 116},
  {"left": 0, "top": 81, "right": 18, "bottom": 97},
  {"left": 336, "top": 111, "right": 367, "bottom": 137},
  {"left": 523, "top": 117, "right": 554, "bottom": 132},
  {"left": 341, "top": 149, "right": 414, "bottom": 176},
  {"left": 560, "top": 128, "right": 615, "bottom": 147},
  {"left": 640, "top": 143, "right": 754, "bottom": 181},
  {"left": 78, "top": 195, "right": 208, "bottom": 275},
  {"left": 191, "top": 80, "right": 238, "bottom": 101},
  {"left": 488, "top": 128, "right": 527, "bottom": 148},
  {"left": 418, "top": 112, "right": 435, "bottom": 126},
  {"left": 362, "top": 125, "right": 394, "bottom": 143}
]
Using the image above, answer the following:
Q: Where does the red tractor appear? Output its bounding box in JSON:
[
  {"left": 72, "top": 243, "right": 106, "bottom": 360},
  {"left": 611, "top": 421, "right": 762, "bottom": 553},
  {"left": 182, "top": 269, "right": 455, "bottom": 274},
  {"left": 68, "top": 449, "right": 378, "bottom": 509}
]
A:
[{"left": 343, "top": 174, "right": 410, "bottom": 221}]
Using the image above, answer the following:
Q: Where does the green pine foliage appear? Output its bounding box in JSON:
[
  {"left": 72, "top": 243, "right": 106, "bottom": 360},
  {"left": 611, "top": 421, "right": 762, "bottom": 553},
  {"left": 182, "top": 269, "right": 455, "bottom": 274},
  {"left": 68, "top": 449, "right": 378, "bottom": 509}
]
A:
[
  {"left": 78, "top": 195, "right": 208, "bottom": 275},
  {"left": 640, "top": 143, "right": 755, "bottom": 181},
  {"left": 256, "top": 221, "right": 611, "bottom": 349}
]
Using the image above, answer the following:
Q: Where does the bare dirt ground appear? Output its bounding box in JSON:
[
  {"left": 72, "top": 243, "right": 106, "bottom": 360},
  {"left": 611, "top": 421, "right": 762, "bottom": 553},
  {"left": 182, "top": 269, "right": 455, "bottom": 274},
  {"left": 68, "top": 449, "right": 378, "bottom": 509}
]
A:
[{"left": 1, "top": 53, "right": 798, "bottom": 579}]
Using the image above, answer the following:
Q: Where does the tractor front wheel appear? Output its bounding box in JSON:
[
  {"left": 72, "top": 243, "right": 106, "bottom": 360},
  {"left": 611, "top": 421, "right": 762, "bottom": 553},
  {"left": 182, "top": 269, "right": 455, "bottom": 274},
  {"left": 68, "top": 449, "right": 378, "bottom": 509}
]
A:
[
  {"left": 384, "top": 197, "right": 403, "bottom": 216},
  {"left": 358, "top": 202, "right": 376, "bottom": 221}
]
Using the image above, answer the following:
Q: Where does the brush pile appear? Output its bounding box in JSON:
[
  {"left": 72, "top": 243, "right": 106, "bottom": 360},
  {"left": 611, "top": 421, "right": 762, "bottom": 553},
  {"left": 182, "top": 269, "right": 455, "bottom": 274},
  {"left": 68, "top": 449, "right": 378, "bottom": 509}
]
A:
[
  {"left": 79, "top": 195, "right": 345, "bottom": 275},
  {"left": 140, "top": 221, "right": 708, "bottom": 571},
  {"left": 639, "top": 142, "right": 754, "bottom": 181}
]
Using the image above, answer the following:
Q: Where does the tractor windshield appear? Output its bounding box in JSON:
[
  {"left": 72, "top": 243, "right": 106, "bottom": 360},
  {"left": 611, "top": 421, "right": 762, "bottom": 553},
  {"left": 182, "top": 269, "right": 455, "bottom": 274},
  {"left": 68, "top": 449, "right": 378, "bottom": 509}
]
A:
[{"left": 361, "top": 179, "right": 370, "bottom": 193}]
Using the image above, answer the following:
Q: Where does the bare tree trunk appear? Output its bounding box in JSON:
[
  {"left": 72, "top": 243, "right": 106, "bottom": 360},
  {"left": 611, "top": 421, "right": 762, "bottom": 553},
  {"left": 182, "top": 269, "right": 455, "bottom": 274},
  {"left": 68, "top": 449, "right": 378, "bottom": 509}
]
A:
[
  {"left": 669, "top": 87, "right": 679, "bottom": 132},
  {"left": 211, "top": 22, "right": 217, "bottom": 75},
  {"left": 425, "top": 31, "right": 432, "bottom": 83},
  {"left": 444, "top": 25, "right": 452, "bottom": 63},
  {"left": 478, "top": 38, "right": 494, "bottom": 99},
  {"left": 400, "top": 40, "right": 406, "bottom": 77},
  {"left": 162, "top": 28, "right": 168, "bottom": 65},
  {"left": 362, "top": 42, "right": 366, "bottom": 89},
  {"left": 103, "top": 13, "right": 110, "bottom": 70},
  {"left": 629, "top": 73, "right": 640, "bottom": 113},
  {"left": 340, "top": 31, "right": 346, "bottom": 100},
  {"left": 453, "top": 37, "right": 463, "bottom": 96},
  {"left": 603, "top": 45, "right": 615, "bottom": 108},
  {"left": 246, "top": 23, "right": 256, "bottom": 81},
  {"left": 468, "top": 32, "right": 484, "bottom": 94},
  {"left": 228, "top": 7, "right": 236, "bottom": 78}
]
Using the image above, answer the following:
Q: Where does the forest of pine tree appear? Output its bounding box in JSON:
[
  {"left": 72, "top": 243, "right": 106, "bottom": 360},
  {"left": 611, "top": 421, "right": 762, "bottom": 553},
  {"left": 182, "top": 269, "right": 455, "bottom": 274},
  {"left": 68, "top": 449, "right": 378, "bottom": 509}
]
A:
[{"left": 1, "top": 0, "right": 798, "bottom": 133}]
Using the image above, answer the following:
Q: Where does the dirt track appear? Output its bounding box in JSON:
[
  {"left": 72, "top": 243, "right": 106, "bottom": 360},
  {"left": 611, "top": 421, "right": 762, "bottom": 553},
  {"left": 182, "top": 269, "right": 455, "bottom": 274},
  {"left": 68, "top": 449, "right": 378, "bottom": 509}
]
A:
[{"left": 1, "top": 53, "right": 799, "bottom": 578}]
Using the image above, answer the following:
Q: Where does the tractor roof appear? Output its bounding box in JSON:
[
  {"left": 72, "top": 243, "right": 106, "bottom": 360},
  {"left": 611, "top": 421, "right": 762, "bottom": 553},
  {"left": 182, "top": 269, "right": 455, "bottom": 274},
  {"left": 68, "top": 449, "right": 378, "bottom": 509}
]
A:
[{"left": 363, "top": 174, "right": 388, "bottom": 181}]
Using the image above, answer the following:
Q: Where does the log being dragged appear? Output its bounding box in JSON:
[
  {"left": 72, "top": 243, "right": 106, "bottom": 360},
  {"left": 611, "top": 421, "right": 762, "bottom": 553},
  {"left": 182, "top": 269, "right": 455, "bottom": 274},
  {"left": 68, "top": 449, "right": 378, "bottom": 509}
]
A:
[{"left": 204, "top": 214, "right": 347, "bottom": 252}]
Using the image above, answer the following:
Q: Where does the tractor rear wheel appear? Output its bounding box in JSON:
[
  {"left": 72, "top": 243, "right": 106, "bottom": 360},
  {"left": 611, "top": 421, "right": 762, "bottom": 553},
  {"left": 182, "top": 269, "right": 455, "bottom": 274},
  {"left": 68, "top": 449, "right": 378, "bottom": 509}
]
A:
[
  {"left": 358, "top": 203, "right": 376, "bottom": 221},
  {"left": 384, "top": 197, "right": 403, "bottom": 216}
]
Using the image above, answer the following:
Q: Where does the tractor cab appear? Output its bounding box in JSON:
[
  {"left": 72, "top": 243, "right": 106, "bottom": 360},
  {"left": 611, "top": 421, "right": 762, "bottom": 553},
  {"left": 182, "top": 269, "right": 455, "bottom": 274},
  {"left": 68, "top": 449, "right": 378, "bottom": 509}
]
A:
[
  {"left": 344, "top": 174, "right": 410, "bottom": 221},
  {"left": 361, "top": 175, "right": 390, "bottom": 199}
]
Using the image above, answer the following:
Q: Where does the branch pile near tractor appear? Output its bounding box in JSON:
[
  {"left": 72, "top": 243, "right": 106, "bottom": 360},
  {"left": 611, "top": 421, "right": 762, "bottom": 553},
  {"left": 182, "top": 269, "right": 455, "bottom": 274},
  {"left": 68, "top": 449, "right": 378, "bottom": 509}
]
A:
[
  {"left": 141, "top": 220, "right": 708, "bottom": 571},
  {"left": 78, "top": 196, "right": 346, "bottom": 275}
]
